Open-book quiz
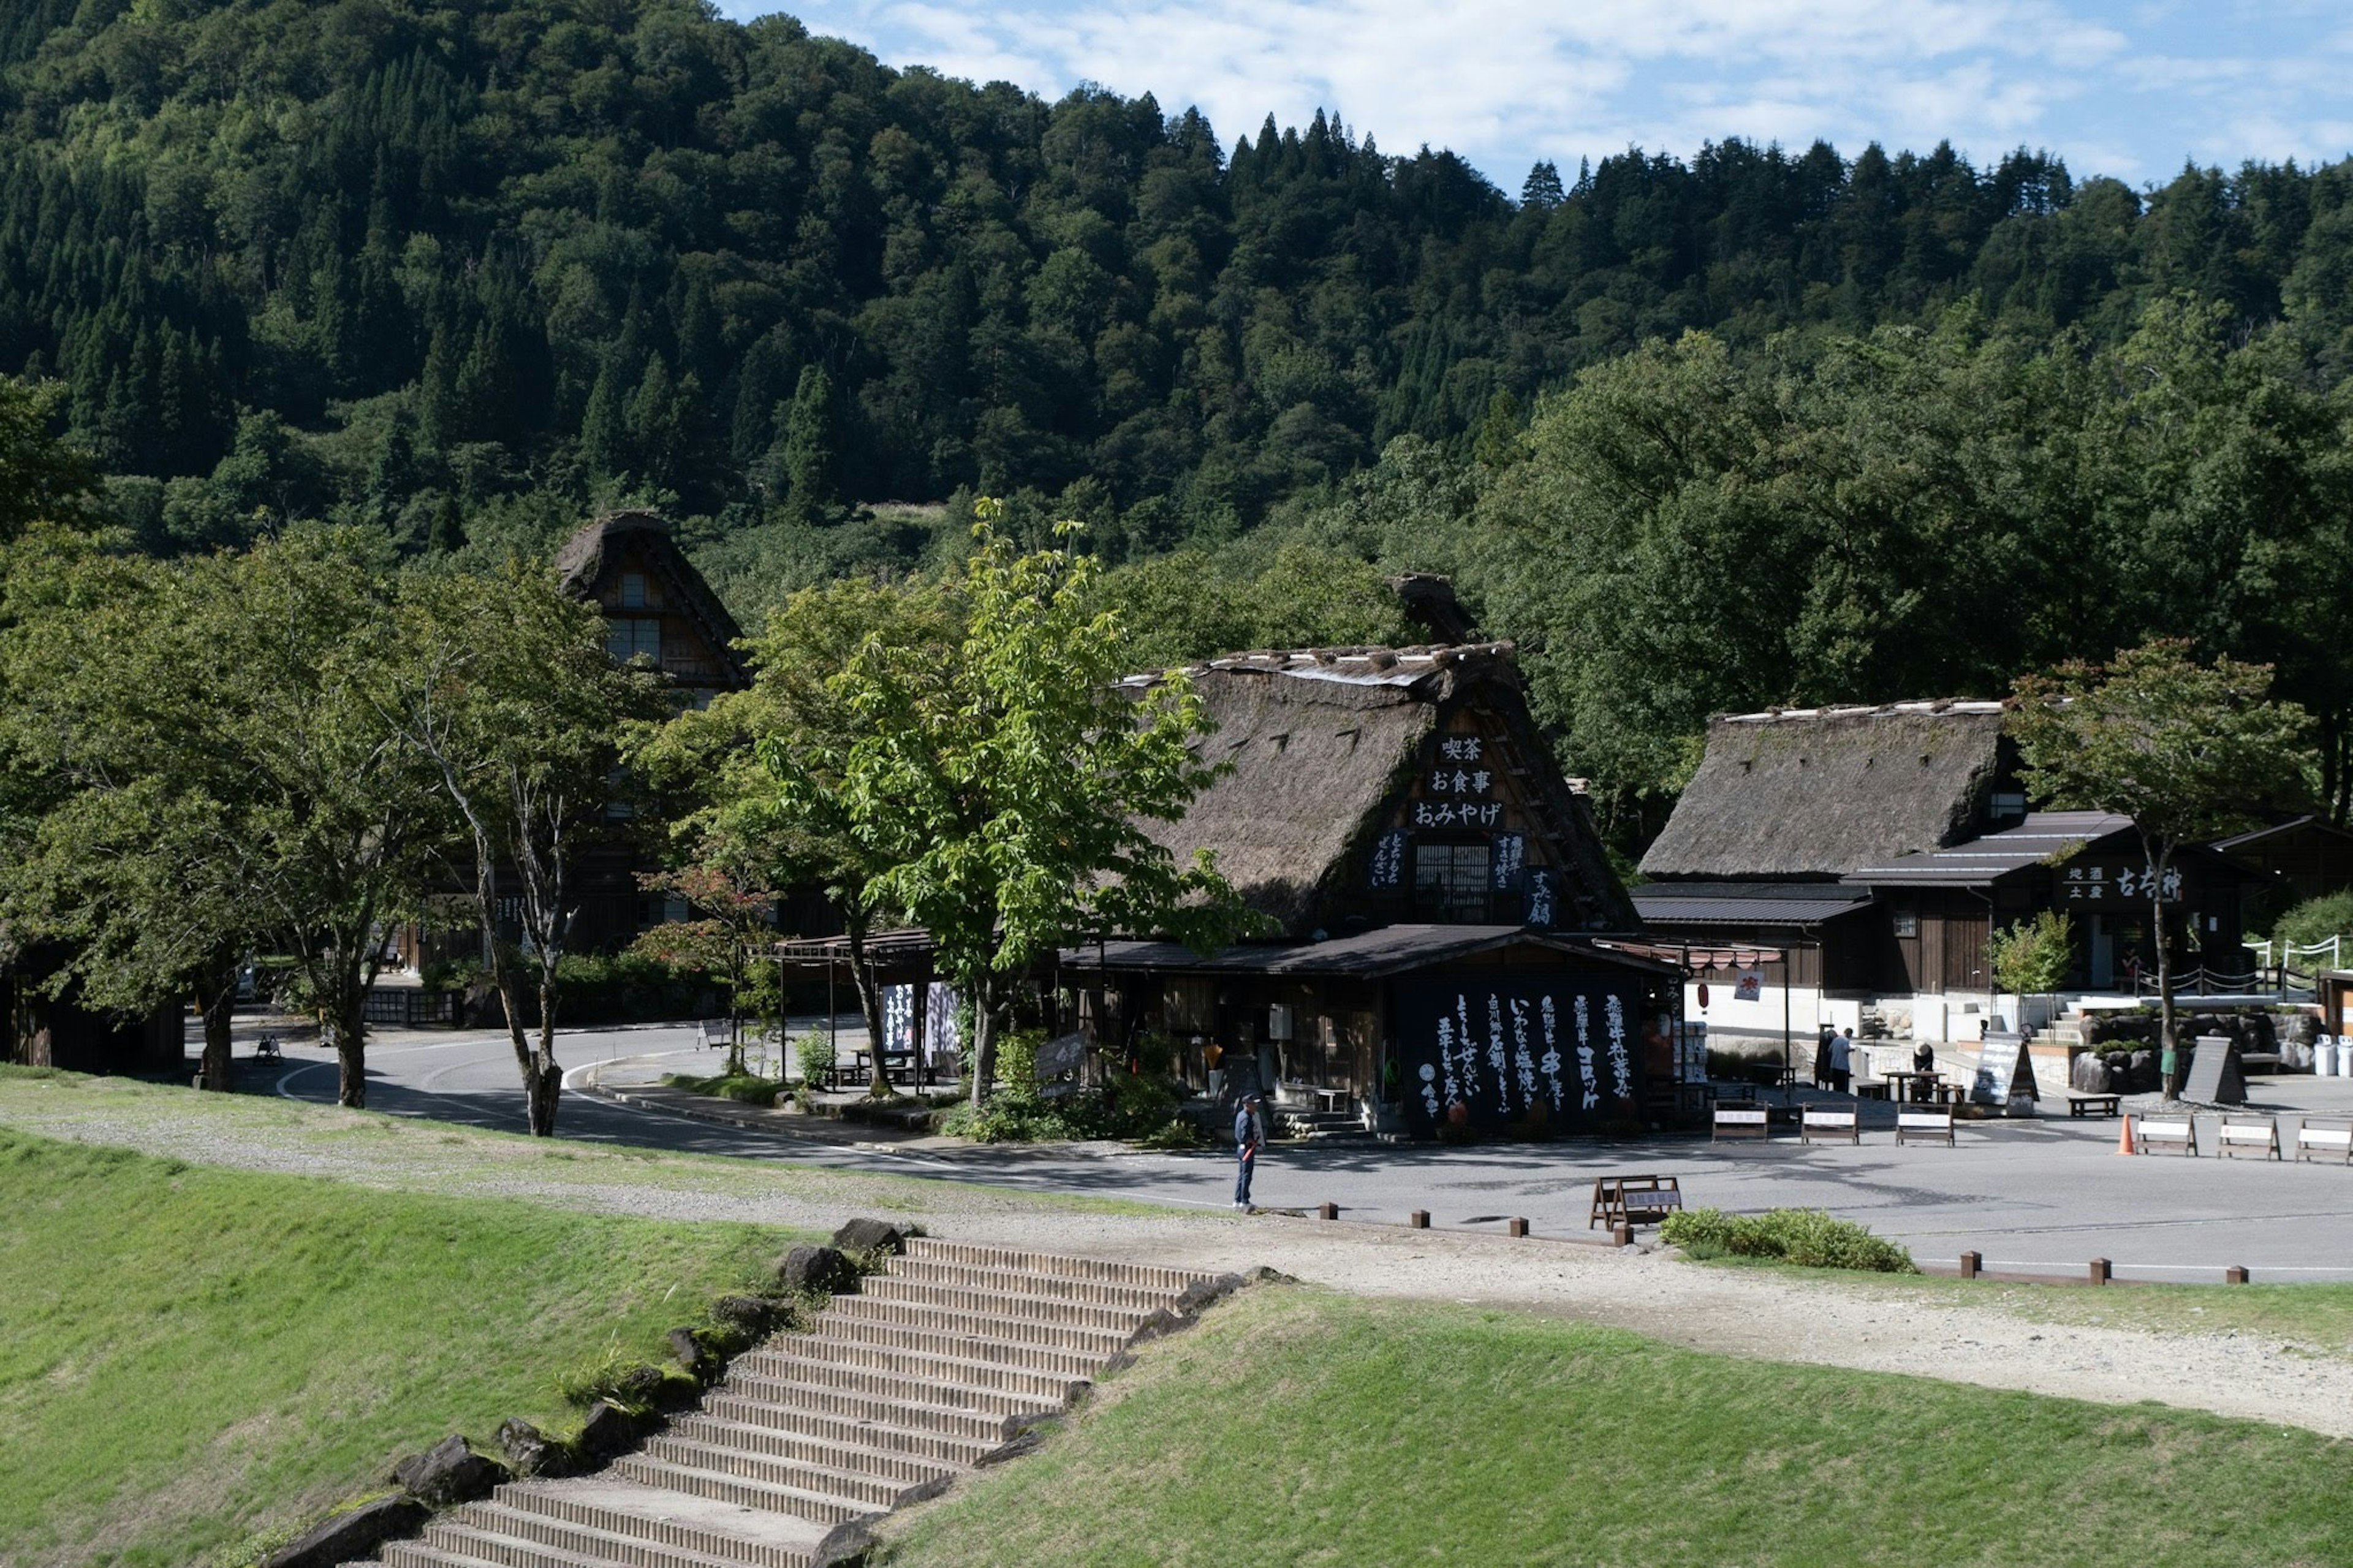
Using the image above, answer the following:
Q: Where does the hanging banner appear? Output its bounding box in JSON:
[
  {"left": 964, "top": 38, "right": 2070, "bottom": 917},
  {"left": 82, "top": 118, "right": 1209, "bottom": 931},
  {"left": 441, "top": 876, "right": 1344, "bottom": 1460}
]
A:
[
  {"left": 1394, "top": 976, "right": 1647, "bottom": 1137},
  {"left": 881, "top": 983, "right": 915, "bottom": 1051},
  {"left": 1368, "top": 828, "right": 1407, "bottom": 890}
]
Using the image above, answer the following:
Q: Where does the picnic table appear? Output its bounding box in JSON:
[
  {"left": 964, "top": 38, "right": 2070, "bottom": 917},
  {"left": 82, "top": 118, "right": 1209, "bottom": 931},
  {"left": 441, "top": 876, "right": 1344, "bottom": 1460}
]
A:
[
  {"left": 1882, "top": 1069, "right": 1946, "bottom": 1105},
  {"left": 846, "top": 1047, "right": 930, "bottom": 1088}
]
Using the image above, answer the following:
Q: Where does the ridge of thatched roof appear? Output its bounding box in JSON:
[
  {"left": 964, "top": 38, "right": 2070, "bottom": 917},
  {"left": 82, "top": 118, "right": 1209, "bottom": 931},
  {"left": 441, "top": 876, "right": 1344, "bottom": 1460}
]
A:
[
  {"left": 555, "top": 510, "right": 748, "bottom": 686},
  {"left": 1640, "top": 701, "right": 2009, "bottom": 881}
]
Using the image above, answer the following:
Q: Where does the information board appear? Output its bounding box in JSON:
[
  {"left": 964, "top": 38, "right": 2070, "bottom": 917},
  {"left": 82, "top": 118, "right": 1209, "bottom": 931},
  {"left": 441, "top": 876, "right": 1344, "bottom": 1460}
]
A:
[
  {"left": 2183, "top": 1036, "right": 2246, "bottom": 1106},
  {"left": 1969, "top": 1032, "right": 2037, "bottom": 1106}
]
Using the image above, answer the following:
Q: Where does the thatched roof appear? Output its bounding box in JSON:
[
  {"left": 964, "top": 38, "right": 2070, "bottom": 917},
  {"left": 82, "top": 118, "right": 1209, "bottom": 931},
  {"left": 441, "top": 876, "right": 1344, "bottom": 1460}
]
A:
[
  {"left": 1640, "top": 701, "right": 2009, "bottom": 881},
  {"left": 1130, "top": 644, "right": 1634, "bottom": 933},
  {"left": 554, "top": 509, "right": 748, "bottom": 686}
]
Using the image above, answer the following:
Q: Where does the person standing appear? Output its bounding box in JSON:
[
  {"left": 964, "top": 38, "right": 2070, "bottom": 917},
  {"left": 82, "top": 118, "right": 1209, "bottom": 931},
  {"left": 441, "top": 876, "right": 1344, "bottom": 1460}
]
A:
[
  {"left": 1830, "top": 1028, "right": 1854, "bottom": 1094},
  {"left": 1233, "top": 1093, "right": 1264, "bottom": 1211},
  {"left": 1813, "top": 1026, "right": 1836, "bottom": 1089}
]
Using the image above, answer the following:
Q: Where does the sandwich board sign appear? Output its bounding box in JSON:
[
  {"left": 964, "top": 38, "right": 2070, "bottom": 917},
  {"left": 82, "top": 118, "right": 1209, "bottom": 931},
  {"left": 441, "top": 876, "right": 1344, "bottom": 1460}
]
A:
[{"left": 1969, "top": 1033, "right": 2037, "bottom": 1107}]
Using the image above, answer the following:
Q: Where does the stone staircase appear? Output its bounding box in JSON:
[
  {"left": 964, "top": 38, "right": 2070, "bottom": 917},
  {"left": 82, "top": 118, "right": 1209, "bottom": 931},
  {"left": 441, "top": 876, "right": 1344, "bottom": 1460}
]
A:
[
  {"left": 1275, "top": 1104, "right": 1367, "bottom": 1141},
  {"left": 355, "top": 1238, "right": 1227, "bottom": 1568}
]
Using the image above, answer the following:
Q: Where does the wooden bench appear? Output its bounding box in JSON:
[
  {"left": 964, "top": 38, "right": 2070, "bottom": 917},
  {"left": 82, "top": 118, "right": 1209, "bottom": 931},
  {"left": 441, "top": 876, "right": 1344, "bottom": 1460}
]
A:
[
  {"left": 2296, "top": 1119, "right": 2353, "bottom": 1165},
  {"left": 1895, "top": 1108, "right": 1955, "bottom": 1147},
  {"left": 2065, "top": 1091, "right": 2121, "bottom": 1119},
  {"left": 1589, "top": 1175, "right": 1684, "bottom": 1230},
  {"left": 1801, "top": 1106, "right": 1860, "bottom": 1145},
  {"left": 2217, "top": 1116, "right": 2281, "bottom": 1161},
  {"left": 1712, "top": 1105, "right": 1770, "bottom": 1143},
  {"left": 698, "top": 1018, "right": 732, "bottom": 1050},
  {"left": 1853, "top": 1078, "right": 1891, "bottom": 1101},
  {"left": 2134, "top": 1115, "right": 2198, "bottom": 1156}
]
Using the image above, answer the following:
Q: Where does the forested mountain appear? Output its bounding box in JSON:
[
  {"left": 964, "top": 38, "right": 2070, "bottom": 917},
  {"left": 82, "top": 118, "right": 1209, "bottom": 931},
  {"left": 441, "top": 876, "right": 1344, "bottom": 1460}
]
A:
[
  {"left": 7, "top": 0, "right": 2353, "bottom": 844},
  {"left": 6, "top": 0, "right": 2351, "bottom": 557}
]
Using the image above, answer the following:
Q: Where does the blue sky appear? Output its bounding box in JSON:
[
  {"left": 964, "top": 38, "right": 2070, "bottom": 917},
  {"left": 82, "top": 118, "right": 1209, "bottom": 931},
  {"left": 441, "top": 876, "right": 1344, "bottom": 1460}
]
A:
[{"left": 711, "top": 0, "right": 2353, "bottom": 192}]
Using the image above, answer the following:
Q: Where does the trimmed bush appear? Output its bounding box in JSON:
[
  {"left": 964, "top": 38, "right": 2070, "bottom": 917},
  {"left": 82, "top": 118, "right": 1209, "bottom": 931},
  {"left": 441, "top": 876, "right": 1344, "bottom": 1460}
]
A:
[{"left": 1661, "top": 1207, "right": 1916, "bottom": 1273}]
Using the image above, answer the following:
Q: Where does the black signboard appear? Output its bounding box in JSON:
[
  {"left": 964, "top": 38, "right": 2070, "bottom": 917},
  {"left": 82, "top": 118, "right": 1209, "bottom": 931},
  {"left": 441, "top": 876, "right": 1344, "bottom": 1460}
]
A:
[
  {"left": 1968, "top": 1033, "right": 2037, "bottom": 1106},
  {"left": 1394, "top": 975, "right": 1646, "bottom": 1137},
  {"left": 2183, "top": 1036, "right": 2246, "bottom": 1106}
]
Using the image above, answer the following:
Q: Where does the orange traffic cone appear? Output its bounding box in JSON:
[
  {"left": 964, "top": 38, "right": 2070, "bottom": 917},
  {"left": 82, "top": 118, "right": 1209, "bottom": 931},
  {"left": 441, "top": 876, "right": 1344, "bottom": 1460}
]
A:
[{"left": 2117, "top": 1114, "right": 2135, "bottom": 1156}]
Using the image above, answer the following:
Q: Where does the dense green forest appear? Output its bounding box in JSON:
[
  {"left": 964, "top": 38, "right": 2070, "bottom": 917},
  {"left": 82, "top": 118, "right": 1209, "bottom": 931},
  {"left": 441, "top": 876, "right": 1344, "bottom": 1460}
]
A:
[{"left": 5, "top": 0, "right": 2353, "bottom": 843}]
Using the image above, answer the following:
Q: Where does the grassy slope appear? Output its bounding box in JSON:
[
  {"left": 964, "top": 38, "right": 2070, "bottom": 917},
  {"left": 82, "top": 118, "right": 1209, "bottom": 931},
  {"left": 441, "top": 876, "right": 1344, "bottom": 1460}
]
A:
[
  {"left": 880, "top": 1289, "right": 2353, "bottom": 1568},
  {"left": 0, "top": 1127, "right": 798, "bottom": 1568}
]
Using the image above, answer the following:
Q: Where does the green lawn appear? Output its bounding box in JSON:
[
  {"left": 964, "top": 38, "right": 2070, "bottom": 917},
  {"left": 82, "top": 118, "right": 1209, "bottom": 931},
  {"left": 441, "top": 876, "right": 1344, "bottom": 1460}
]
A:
[
  {"left": 0, "top": 1126, "right": 799, "bottom": 1568},
  {"left": 878, "top": 1287, "right": 2353, "bottom": 1568}
]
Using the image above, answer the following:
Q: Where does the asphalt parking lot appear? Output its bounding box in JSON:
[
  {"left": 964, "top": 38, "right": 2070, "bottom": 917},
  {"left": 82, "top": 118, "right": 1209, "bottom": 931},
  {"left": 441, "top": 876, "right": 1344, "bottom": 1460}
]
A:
[{"left": 265, "top": 1020, "right": 2353, "bottom": 1284}]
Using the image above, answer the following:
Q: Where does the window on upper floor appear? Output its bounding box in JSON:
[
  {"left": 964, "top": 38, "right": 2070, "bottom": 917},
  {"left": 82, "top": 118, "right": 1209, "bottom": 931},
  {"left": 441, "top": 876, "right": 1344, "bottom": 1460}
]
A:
[
  {"left": 1414, "top": 841, "right": 1492, "bottom": 923},
  {"left": 606, "top": 617, "right": 661, "bottom": 665},
  {"left": 619, "top": 571, "right": 651, "bottom": 609}
]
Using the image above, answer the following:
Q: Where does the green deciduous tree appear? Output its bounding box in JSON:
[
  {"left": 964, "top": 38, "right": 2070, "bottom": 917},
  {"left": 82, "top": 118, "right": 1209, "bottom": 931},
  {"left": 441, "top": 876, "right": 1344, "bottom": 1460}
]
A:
[
  {"left": 2008, "top": 641, "right": 2314, "bottom": 1096},
  {"left": 767, "top": 503, "right": 1255, "bottom": 1109},
  {"left": 382, "top": 560, "right": 662, "bottom": 1133}
]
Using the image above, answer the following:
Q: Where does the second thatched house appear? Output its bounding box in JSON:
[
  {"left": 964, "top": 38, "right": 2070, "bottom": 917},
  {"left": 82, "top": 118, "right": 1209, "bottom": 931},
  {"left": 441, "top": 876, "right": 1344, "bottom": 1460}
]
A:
[{"left": 1637, "top": 700, "right": 2257, "bottom": 1042}]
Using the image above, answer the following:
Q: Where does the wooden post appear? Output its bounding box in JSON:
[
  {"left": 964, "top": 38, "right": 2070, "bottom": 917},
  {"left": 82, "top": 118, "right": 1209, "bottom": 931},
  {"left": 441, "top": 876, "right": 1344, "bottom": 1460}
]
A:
[
  {"left": 1409, "top": 1209, "right": 1430, "bottom": 1229},
  {"left": 2226, "top": 1265, "right": 2249, "bottom": 1284},
  {"left": 1318, "top": 1202, "right": 1338, "bottom": 1221},
  {"left": 1612, "top": 1222, "right": 1631, "bottom": 1248},
  {"left": 1507, "top": 1217, "right": 1529, "bottom": 1238},
  {"left": 1959, "top": 1250, "right": 1980, "bottom": 1280},
  {"left": 2089, "top": 1257, "right": 2112, "bottom": 1286}
]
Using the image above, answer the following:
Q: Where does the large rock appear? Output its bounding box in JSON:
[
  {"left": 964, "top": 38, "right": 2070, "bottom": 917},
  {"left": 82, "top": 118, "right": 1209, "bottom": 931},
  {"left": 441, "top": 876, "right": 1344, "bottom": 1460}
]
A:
[
  {"left": 494, "top": 1418, "right": 568, "bottom": 1479},
  {"left": 390, "top": 1434, "right": 507, "bottom": 1507},
  {"left": 830, "top": 1218, "right": 911, "bottom": 1259},
  {"left": 575, "top": 1399, "right": 648, "bottom": 1463},
  {"left": 711, "top": 1293, "right": 784, "bottom": 1336},
  {"left": 2128, "top": 1049, "right": 2158, "bottom": 1093},
  {"left": 2072, "top": 1053, "right": 2109, "bottom": 1093},
  {"left": 262, "top": 1496, "right": 428, "bottom": 1568},
  {"left": 772, "top": 1244, "right": 854, "bottom": 1295}
]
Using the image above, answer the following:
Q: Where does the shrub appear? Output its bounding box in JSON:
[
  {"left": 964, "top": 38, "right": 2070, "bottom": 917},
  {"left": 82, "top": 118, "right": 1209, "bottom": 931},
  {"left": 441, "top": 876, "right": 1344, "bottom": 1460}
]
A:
[
  {"left": 792, "top": 1030, "right": 836, "bottom": 1086},
  {"left": 937, "top": 1073, "right": 1194, "bottom": 1144},
  {"left": 1661, "top": 1207, "right": 1916, "bottom": 1273},
  {"left": 661, "top": 1072, "right": 785, "bottom": 1107},
  {"left": 2272, "top": 892, "right": 2353, "bottom": 973}
]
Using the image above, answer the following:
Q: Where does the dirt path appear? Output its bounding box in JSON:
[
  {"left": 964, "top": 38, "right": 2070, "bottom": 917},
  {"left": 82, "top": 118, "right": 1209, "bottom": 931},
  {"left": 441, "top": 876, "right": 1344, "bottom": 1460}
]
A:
[{"left": 7, "top": 1070, "right": 2348, "bottom": 1440}]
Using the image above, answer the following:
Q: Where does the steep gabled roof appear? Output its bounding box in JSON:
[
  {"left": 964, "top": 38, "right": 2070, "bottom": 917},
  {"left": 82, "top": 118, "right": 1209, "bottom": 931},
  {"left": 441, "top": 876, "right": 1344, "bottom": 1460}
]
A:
[
  {"left": 1126, "top": 644, "right": 1634, "bottom": 933},
  {"left": 1640, "top": 701, "right": 2010, "bottom": 881},
  {"left": 555, "top": 509, "right": 748, "bottom": 687}
]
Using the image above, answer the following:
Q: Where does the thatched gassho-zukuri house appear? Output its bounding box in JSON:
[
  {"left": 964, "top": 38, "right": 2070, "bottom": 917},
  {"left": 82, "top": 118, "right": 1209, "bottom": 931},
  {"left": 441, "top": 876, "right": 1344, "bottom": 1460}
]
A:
[
  {"left": 1635, "top": 701, "right": 2026, "bottom": 1039},
  {"left": 1084, "top": 641, "right": 1670, "bottom": 1135}
]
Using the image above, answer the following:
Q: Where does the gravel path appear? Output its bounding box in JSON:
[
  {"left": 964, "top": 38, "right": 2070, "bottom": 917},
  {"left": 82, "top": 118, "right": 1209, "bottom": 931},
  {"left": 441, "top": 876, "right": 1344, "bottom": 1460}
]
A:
[{"left": 7, "top": 1068, "right": 2349, "bottom": 1440}]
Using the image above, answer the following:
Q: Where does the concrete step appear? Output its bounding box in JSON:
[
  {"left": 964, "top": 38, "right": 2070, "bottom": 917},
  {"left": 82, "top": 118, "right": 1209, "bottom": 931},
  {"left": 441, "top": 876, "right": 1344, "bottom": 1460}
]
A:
[
  {"left": 809, "top": 1312, "right": 1113, "bottom": 1376},
  {"left": 664, "top": 1413, "right": 967, "bottom": 1486},
  {"left": 638, "top": 1432, "right": 948, "bottom": 1510},
  {"left": 419, "top": 1513, "right": 748, "bottom": 1568},
  {"left": 377, "top": 1545, "right": 507, "bottom": 1568},
  {"left": 899, "top": 1237, "right": 1213, "bottom": 1294},
  {"left": 859, "top": 1274, "right": 1159, "bottom": 1333},
  {"left": 823, "top": 1293, "right": 1135, "bottom": 1356},
  {"left": 700, "top": 1380, "right": 1027, "bottom": 1445},
  {"left": 610, "top": 1453, "right": 881, "bottom": 1527},
  {"left": 697, "top": 1392, "right": 1008, "bottom": 1462},
  {"left": 881, "top": 1256, "right": 1178, "bottom": 1311},
  {"left": 740, "top": 1338, "right": 1089, "bottom": 1404},
  {"left": 491, "top": 1480, "right": 833, "bottom": 1567},
  {"left": 727, "top": 1348, "right": 1067, "bottom": 1418}
]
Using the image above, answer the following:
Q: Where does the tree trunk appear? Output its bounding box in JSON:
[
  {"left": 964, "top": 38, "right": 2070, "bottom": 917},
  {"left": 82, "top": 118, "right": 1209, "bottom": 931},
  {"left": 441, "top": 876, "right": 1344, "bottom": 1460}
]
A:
[
  {"left": 525, "top": 980, "right": 562, "bottom": 1137},
  {"left": 839, "top": 918, "right": 891, "bottom": 1099},
  {"left": 332, "top": 971, "right": 368, "bottom": 1109},
  {"left": 967, "top": 972, "right": 997, "bottom": 1112},
  {"left": 2153, "top": 850, "right": 2182, "bottom": 1100},
  {"left": 193, "top": 959, "right": 238, "bottom": 1092}
]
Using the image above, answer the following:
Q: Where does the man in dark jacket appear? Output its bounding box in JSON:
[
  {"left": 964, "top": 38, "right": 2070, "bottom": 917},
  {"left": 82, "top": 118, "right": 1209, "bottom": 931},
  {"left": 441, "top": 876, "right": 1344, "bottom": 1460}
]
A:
[{"left": 1233, "top": 1093, "right": 1264, "bottom": 1210}]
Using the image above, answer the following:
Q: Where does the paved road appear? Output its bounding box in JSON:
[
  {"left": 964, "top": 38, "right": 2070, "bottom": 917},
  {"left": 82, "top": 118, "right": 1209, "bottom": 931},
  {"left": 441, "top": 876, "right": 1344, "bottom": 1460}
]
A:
[{"left": 267, "top": 1019, "right": 2353, "bottom": 1284}]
